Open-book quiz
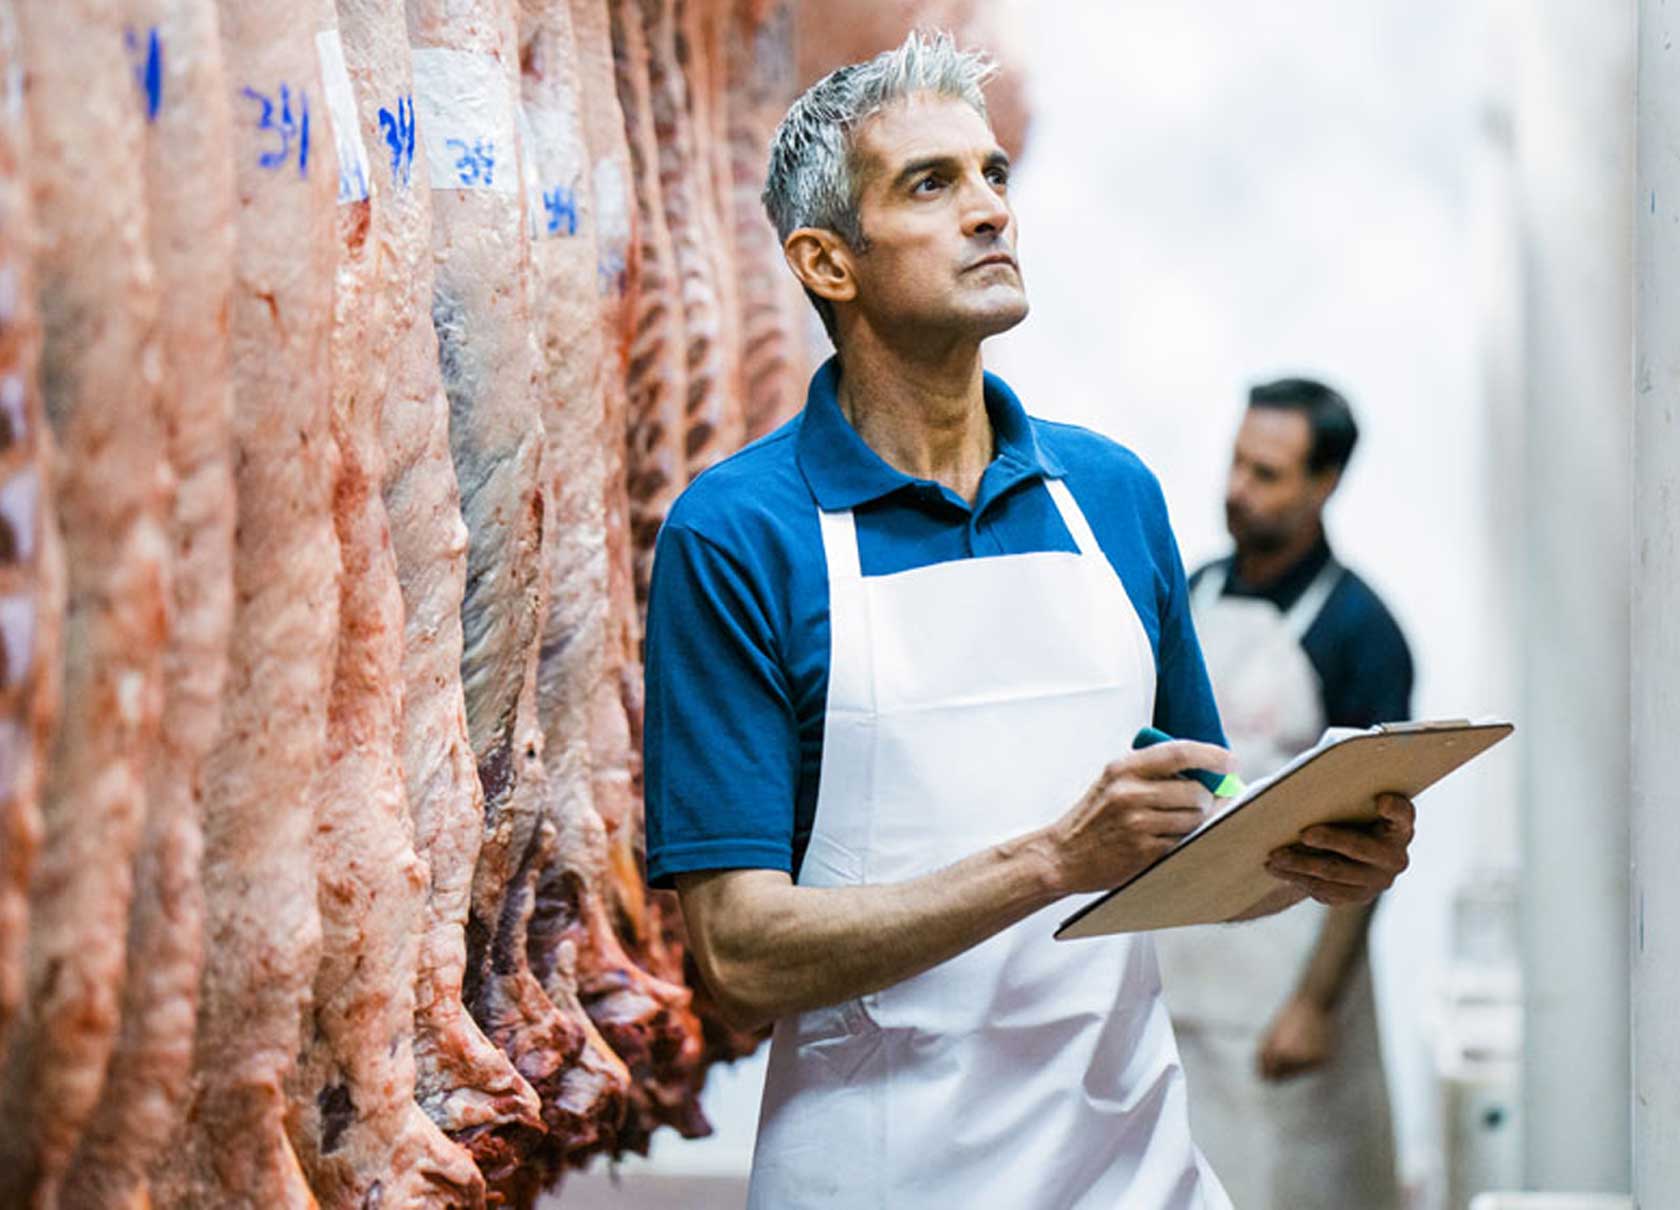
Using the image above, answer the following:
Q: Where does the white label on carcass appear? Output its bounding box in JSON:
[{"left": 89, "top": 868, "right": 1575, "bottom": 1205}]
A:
[
  {"left": 315, "top": 30, "right": 371, "bottom": 204},
  {"left": 0, "top": 375, "right": 25, "bottom": 447},
  {"left": 513, "top": 103, "right": 545, "bottom": 240},
  {"left": 0, "top": 593, "right": 33, "bottom": 687},
  {"left": 593, "top": 156, "right": 631, "bottom": 293},
  {"left": 0, "top": 467, "right": 36, "bottom": 563},
  {"left": 410, "top": 48, "right": 519, "bottom": 194},
  {"left": 518, "top": 99, "right": 586, "bottom": 242}
]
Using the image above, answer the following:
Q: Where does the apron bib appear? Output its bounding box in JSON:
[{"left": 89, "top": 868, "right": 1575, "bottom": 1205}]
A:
[
  {"left": 1155, "top": 559, "right": 1398, "bottom": 1210},
  {"left": 748, "top": 480, "right": 1230, "bottom": 1210}
]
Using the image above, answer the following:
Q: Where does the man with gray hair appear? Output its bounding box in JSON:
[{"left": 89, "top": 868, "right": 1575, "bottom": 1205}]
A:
[{"left": 641, "top": 30, "right": 1417, "bottom": 1208}]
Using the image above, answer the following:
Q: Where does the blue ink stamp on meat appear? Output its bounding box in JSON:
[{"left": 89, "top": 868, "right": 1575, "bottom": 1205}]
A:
[
  {"left": 243, "top": 84, "right": 310, "bottom": 177},
  {"left": 378, "top": 96, "right": 416, "bottom": 187}
]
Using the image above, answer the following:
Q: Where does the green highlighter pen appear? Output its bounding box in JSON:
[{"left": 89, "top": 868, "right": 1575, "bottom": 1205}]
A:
[{"left": 1131, "top": 726, "right": 1246, "bottom": 798}]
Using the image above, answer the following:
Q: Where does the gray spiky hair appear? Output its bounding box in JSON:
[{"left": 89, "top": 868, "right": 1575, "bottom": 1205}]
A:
[{"left": 762, "top": 29, "right": 996, "bottom": 342}]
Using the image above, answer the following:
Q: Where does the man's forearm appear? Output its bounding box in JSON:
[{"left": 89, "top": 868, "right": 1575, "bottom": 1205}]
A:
[
  {"left": 1295, "top": 901, "right": 1377, "bottom": 1008},
  {"left": 1228, "top": 883, "right": 1306, "bottom": 921},
  {"left": 677, "top": 832, "right": 1065, "bottom": 1031}
]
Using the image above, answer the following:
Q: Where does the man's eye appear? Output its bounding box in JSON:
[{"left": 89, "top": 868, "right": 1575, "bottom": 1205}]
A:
[
  {"left": 914, "top": 175, "right": 944, "bottom": 194},
  {"left": 986, "top": 168, "right": 1010, "bottom": 187}
]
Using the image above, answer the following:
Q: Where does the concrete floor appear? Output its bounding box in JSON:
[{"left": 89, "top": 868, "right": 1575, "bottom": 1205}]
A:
[{"left": 540, "top": 1171, "right": 748, "bottom": 1210}]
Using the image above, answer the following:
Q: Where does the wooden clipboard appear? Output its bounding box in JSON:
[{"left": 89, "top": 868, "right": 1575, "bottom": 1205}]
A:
[{"left": 1054, "top": 719, "right": 1515, "bottom": 940}]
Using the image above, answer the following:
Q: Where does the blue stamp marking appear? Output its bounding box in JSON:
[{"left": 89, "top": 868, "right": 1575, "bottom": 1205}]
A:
[
  {"left": 125, "top": 26, "right": 163, "bottom": 122},
  {"left": 444, "top": 137, "right": 495, "bottom": 187},
  {"left": 243, "top": 84, "right": 310, "bottom": 177},
  {"left": 542, "top": 186, "right": 579, "bottom": 236},
  {"left": 377, "top": 95, "right": 417, "bottom": 187}
]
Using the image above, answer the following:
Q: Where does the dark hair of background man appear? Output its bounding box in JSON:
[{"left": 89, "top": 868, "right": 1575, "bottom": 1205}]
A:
[{"left": 1248, "top": 378, "right": 1360, "bottom": 475}]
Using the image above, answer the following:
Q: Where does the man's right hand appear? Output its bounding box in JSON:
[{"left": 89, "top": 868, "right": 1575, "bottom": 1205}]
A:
[
  {"left": 1040, "top": 740, "right": 1235, "bottom": 894},
  {"left": 678, "top": 738, "right": 1234, "bottom": 1030}
]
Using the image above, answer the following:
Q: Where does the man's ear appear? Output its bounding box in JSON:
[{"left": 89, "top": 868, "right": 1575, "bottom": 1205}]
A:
[
  {"left": 783, "top": 227, "right": 858, "bottom": 307},
  {"left": 1309, "top": 465, "right": 1342, "bottom": 507}
]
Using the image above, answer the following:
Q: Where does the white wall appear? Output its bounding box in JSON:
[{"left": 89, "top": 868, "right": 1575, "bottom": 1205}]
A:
[
  {"left": 984, "top": 0, "right": 1516, "bottom": 1194},
  {"left": 1633, "top": 2, "right": 1680, "bottom": 1193}
]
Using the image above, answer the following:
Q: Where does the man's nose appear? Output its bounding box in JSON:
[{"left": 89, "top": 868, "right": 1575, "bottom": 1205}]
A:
[{"left": 961, "top": 175, "right": 1011, "bottom": 238}]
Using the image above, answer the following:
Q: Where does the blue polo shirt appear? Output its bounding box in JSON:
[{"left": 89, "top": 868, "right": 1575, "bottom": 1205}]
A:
[{"left": 643, "top": 359, "right": 1225, "bottom": 889}]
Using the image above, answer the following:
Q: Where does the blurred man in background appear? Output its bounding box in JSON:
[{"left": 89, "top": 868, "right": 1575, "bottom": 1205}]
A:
[{"left": 1156, "top": 378, "right": 1411, "bottom": 1209}]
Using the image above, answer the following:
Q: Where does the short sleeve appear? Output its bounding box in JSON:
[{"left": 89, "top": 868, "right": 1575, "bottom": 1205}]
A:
[
  {"left": 1314, "top": 588, "right": 1414, "bottom": 728},
  {"left": 643, "top": 522, "right": 801, "bottom": 888}
]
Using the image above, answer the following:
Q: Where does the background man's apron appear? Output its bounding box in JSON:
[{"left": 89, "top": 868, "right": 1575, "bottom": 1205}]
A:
[
  {"left": 748, "top": 480, "right": 1231, "bottom": 1209},
  {"left": 1153, "top": 561, "right": 1399, "bottom": 1210}
]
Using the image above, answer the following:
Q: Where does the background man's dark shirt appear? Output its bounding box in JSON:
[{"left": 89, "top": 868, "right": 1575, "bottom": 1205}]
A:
[{"left": 1189, "top": 538, "right": 1413, "bottom": 726}]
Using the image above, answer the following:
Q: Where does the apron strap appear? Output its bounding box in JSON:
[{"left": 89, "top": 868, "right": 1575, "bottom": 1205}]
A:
[
  {"left": 1282, "top": 556, "right": 1343, "bottom": 641},
  {"left": 1191, "top": 561, "right": 1228, "bottom": 614},
  {"left": 1043, "top": 478, "right": 1102, "bottom": 559},
  {"left": 818, "top": 507, "right": 862, "bottom": 583},
  {"left": 1190, "top": 557, "right": 1342, "bottom": 641}
]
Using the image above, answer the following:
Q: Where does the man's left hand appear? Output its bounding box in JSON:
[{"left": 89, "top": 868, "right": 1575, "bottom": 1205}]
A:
[
  {"left": 1263, "top": 792, "right": 1414, "bottom": 906},
  {"left": 1256, "top": 993, "right": 1335, "bottom": 1082}
]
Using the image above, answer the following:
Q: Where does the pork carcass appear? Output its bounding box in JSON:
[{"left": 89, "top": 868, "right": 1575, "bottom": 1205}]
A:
[
  {"left": 59, "top": 3, "right": 235, "bottom": 1204},
  {"left": 0, "top": 0, "right": 63, "bottom": 1075},
  {"left": 151, "top": 1, "right": 344, "bottom": 1202},
  {"left": 341, "top": 0, "right": 546, "bottom": 1168},
  {"left": 0, "top": 0, "right": 171, "bottom": 1201},
  {"left": 281, "top": 6, "right": 487, "bottom": 1205},
  {"left": 406, "top": 0, "right": 582, "bottom": 1183}
]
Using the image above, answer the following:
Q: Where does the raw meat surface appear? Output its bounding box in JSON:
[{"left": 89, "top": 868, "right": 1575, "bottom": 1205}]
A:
[
  {"left": 0, "top": 0, "right": 62, "bottom": 1077},
  {"left": 153, "top": 1, "right": 343, "bottom": 1202},
  {"left": 283, "top": 5, "right": 486, "bottom": 1205},
  {"left": 342, "top": 0, "right": 546, "bottom": 1160},
  {"left": 61, "top": 2, "right": 236, "bottom": 1203},
  {"left": 0, "top": 0, "right": 170, "bottom": 1201}
]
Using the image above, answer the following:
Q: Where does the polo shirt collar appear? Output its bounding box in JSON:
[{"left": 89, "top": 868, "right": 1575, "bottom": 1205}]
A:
[{"left": 795, "top": 356, "right": 1066, "bottom": 512}]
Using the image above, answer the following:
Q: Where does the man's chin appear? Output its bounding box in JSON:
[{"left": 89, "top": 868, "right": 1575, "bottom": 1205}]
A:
[{"left": 971, "top": 295, "right": 1030, "bottom": 339}]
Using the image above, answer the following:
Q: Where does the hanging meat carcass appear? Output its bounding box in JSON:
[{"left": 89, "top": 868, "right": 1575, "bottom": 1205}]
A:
[
  {"left": 0, "top": 0, "right": 172, "bottom": 1201},
  {"left": 0, "top": 0, "right": 63, "bottom": 1088},
  {"left": 152, "top": 1, "right": 344, "bottom": 1203},
  {"left": 525, "top": 0, "right": 745, "bottom": 1180},
  {"left": 515, "top": 0, "right": 636, "bottom": 1174},
  {"left": 646, "top": 0, "right": 741, "bottom": 477},
  {"left": 573, "top": 0, "right": 721, "bottom": 1162},
  {"left": 405, "top": 0, "right": 589, "bottom": 1185},
  {"left": 283, "top": 4, "right": 487, "bottom": 1204},
  {"left": 336, "top": 0, "right": 547, "bottom": 1167},
  {"left": 608, "top": 0, "right": 688, "bottom": 614},
  {"left": 728, "top": 0, "right": 807, "bottom": 440},
  {"left": 60, "top": 2, "right": 235, "bottom": 1203},
  {"left": 794, "top": 0, "right": 1030, "bottom": 160}
]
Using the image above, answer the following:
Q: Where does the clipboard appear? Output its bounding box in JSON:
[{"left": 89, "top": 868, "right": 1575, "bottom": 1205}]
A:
[{"left": 1054, "top": 719, "right": 1515, "bottom": 940}]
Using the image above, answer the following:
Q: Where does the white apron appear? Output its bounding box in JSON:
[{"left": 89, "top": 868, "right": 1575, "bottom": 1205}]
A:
[
  {"left": 748, "top": 480, "right": 1231, "bottom": 1210},
  {"left": 1153, "top": 560, "right": 1398, "bottom": 1210}
]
